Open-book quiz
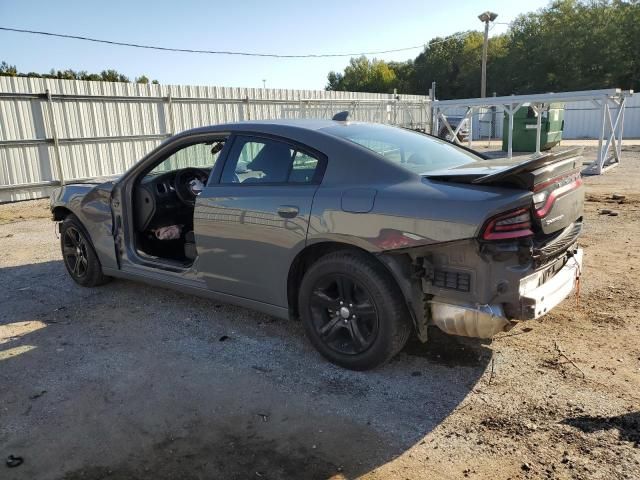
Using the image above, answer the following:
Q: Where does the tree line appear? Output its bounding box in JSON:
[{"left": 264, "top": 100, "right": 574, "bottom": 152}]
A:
[
  {"left": 0, "top": 62, "right": 159, "bottom": 84},
  {"left": 326, "top": 0, "right": 640, "bottom": 99}
]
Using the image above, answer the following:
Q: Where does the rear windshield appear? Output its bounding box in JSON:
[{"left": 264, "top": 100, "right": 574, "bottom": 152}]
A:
[{"left": 322, "top": 123, "right": 481, "bottom": 174}]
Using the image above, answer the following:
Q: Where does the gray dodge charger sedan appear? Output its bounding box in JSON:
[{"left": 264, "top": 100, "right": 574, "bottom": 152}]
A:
[{"left": 50, "top": 119, "right": 584, "bottom": 370}]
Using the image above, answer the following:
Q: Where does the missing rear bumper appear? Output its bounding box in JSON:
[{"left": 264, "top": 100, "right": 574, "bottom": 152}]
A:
[
  {"left": 429, "top": 248, "right": 583, "bottom": 338},
  {"left": 429, "top": 301, "right": 513, "bottom": 338},
  {"left": 517, "top": 248, "right": 583, "bottom": 319}
]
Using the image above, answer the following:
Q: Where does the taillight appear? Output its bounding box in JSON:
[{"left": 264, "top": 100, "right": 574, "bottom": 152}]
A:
[
  {"left": 532, "top": 190, "right": 548, "bottom": 209},
  {"left": 481, "top": 208, "right": 533, "bottom": 241},
  {"left": 533, "top": 172, "right": 583, "bottom": 218}
]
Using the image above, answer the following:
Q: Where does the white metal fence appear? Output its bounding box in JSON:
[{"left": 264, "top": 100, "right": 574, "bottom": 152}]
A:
[
  {"left": 1, "top": 76, "right": 637, "bottom": 202},
  {"left": 0, "top": 77, "right": 430, "bottom": 202}
]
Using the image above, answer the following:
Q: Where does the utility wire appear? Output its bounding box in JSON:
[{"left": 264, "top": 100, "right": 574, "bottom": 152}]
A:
[{"left": 0, "top": 26, "right": 474, "bottom": 59}]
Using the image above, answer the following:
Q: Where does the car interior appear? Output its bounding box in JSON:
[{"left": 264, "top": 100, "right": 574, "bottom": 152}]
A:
[{"left": 132, "top": 139, "right": 226, "bottom": 266}]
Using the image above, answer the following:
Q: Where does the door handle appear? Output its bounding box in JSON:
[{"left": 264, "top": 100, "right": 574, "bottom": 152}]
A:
[{"left": 277, "top": 206, "right": 299, "bottom": 218}]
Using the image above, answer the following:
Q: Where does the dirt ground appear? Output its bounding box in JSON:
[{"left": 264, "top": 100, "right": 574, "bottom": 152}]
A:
[{"left": 0, "top": 146, "right": 639, "bottom": 480}]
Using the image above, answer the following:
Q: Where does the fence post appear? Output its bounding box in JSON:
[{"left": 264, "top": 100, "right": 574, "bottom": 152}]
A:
[
  {"left": 392, "top": 89, "right": 398, "bottom": 125},
  {"left": 507, "top": 104, "right": 515, "bottom": 159},
  {"left": 166, "top": 91, "right": 175, "bottom": 135},
  {"left": 616, "top": 96, "right": 626, "bottom": 160},
  {"left": 45, "top": 89, "right": 64, "bottom": 186},
  {"left": 238, "top": 96, "right": 250, "bottom": 121},
  {"left": 534, "top": 103, "right": 543, "bottom": 155},
  {"left": 429, "top": 82, "right": 437, "bottom": 134},
  {"left": 491, "top": 92, "right": 497, "bottom": 139},
  {"left": 596, "top": 99, "right": 606, "bottom": 174},
  {"left": 468, "top": 107, "right": 473, "bottom": 148}
]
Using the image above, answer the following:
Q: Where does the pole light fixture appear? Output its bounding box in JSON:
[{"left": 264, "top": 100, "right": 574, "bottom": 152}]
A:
[
  {"left": 478, "top": 11, "right": 498, "bottom": 98},
  {"left": 478, "top": 11, "right": 498, "bottom": 23}
]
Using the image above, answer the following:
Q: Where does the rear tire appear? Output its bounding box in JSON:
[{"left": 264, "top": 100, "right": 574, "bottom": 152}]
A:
[
  {"left": 299, "top": 250, "right": 411, "bottom": 370},
  {"left": 60, "top": 214, "right": 109, "bottom": 287}
]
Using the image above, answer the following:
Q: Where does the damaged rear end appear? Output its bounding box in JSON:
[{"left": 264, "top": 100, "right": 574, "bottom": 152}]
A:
[{"left": 419, "top": 148, "right": 585, "bottom": 338}]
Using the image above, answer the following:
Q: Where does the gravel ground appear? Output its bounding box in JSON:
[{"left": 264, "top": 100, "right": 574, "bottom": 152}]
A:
[{"left": 0, "top": 147, "right": 639, "bottom": 480}]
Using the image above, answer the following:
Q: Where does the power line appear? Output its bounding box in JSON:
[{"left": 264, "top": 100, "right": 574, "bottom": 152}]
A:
[{"left": 0, "top": 26, "right": 474, "bottom": 59}]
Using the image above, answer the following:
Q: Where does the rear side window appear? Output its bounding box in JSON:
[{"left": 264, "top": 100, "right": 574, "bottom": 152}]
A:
[
  {"left": 221, "top": 137, "right": 321, "bottom": 184},
  {"left": 289, "top": 151, "right": 319, "bottom": 183},
  {"left": 323, "top": 123, "right": 481, "bottom": 174}
]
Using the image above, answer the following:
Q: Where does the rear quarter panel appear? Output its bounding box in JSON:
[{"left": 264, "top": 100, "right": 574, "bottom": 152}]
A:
[{"left": 308, "top": 178, "right": 532, "bottom": 252}]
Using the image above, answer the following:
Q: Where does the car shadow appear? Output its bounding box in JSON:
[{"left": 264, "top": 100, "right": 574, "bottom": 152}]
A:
[
  {"left": 562, "top": 412, "right": 640, "bottom": 447},
  {"left": 1, "top": 260, "right": 492, "bottom": 480}
]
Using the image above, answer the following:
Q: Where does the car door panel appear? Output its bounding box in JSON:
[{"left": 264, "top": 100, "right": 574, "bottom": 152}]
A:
[
  {"left": 194, "top": 185, "right": 316, "bottom": 306},
  {"left": 193, "top": 134, "right": 323, "bottom": 308}
]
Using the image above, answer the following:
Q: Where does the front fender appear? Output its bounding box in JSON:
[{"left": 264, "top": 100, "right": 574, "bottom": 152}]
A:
[{"left": 50, "top": 182, "right": 118, "bottom": 270}]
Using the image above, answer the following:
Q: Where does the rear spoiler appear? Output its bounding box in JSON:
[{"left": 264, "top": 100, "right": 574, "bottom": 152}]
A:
[{"left": 471, "top": 148, "right": 583, "bottom": 184}]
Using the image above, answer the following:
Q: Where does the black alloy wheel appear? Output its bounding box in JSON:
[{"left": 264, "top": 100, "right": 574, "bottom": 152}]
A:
[
  {"left": 299, "top": 250, "right": 411, "bottom": 370},
  {"left": 309, "top": 274, "right": 379, "bottom": 355},
  {"left": 60, "top": 214, "right": 109, "bottom": 287},
  {"left": 62, "top": 226, "right": 89, "bottom": 279}
]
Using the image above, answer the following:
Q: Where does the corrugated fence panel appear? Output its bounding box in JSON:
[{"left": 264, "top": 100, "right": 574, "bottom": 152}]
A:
[
  {"left": 1, "top": 76, "right": 635, "bottom": 202},
  {"left": 0, "top": 77, "right": 430, "bottom": 202},
  {"left": 0, "top": 77, "right": 432, "bottom": 201}
]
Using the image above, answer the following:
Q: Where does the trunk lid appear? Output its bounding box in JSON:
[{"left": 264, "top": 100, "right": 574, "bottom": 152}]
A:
[{"left": 424, "top": 148, "right": 584, "bottom": 235}]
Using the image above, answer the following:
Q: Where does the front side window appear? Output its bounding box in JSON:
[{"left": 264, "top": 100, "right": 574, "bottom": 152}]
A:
[
  {"left": 322, "top": 123, "right": 481, "bottom": 174},
  {"left": 221, "top": 137, "right": 320, "bottom": 184},
  {"left": 149, "top": 140, "right": 226, "bottom": 176}
]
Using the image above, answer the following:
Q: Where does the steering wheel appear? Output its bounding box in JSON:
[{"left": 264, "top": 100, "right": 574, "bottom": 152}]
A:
[{"left": 174, "top": 168, "right": 209, "bottom": 206}]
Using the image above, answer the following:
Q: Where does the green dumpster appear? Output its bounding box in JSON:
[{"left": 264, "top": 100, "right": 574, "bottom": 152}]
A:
[{"left": 502, "top": 103, "right": 565, "bottom": 152}]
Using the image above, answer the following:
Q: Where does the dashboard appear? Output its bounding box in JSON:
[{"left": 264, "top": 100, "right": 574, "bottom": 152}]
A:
[{"left": 134, "top": 168, "right": 211, "bottom": 232}]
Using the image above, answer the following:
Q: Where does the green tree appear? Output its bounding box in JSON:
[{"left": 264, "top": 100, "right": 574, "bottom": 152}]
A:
[
  {"left": 136, "top": 75, "right": 160, "bottom": 85},
  {"left": 0, "top": 61, "right": 18, "bottom": 77},
  {"left": 387, "top": 60, "right": 416, "bottom": 93},
  {"left": 100, "top": 69, "right": 129, "bottom": 82},
  {"left": 504, "top": 0, "right": 640, "bottom": 93},
  {"left": 0, "top": 63, "right": 158, "bottom": 84},
  {"left": 326, "top": 0, "right": 639, "bottom": 98},
  {"left": 411, "top": 31, "right": 489, "bottom": 98},
  {"left": 327, "top": 56, "right": 397, "bottom": 93}
]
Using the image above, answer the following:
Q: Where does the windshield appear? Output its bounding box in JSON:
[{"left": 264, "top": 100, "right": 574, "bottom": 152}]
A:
[{"left": 322, "top": 123, "right": 481, "bottom": 174}]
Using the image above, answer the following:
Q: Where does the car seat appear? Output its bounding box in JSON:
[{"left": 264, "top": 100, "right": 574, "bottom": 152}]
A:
[{"left": 244, "top": 143, "right": 292, "bottom": 183}]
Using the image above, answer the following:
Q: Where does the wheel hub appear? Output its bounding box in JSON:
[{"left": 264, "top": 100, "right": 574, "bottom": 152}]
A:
[{"left": 309, "top": 274, "right": 379, "bottom": 356}]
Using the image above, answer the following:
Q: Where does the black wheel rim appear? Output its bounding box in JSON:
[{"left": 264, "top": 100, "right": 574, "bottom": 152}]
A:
[
  {"left": 309, "top": 274, "right": 379, "bottom": 355},
  {"left": 62, "top": 227, "right": 89, "bottom": 279}
]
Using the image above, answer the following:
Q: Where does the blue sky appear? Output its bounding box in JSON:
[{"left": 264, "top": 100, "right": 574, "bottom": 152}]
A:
[{"left": 1, "top": 0, "right": 550, "bottom": 91}]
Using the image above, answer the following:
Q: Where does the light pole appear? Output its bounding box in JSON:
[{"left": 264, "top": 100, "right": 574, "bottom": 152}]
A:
[
  {"left": 262, "top": 79, "right": 266, "bottom": 89},
  {"left": 478, "top": 11, "right": 498, "bottom": 98}
]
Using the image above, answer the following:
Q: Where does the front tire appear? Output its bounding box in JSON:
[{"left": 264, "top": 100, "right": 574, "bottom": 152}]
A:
[
  {"left": 299, "top": 250, "right": 411, "bottom": 370},
  {"left": 60, "top": 214, "right": 109, "bottom": 287}
]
